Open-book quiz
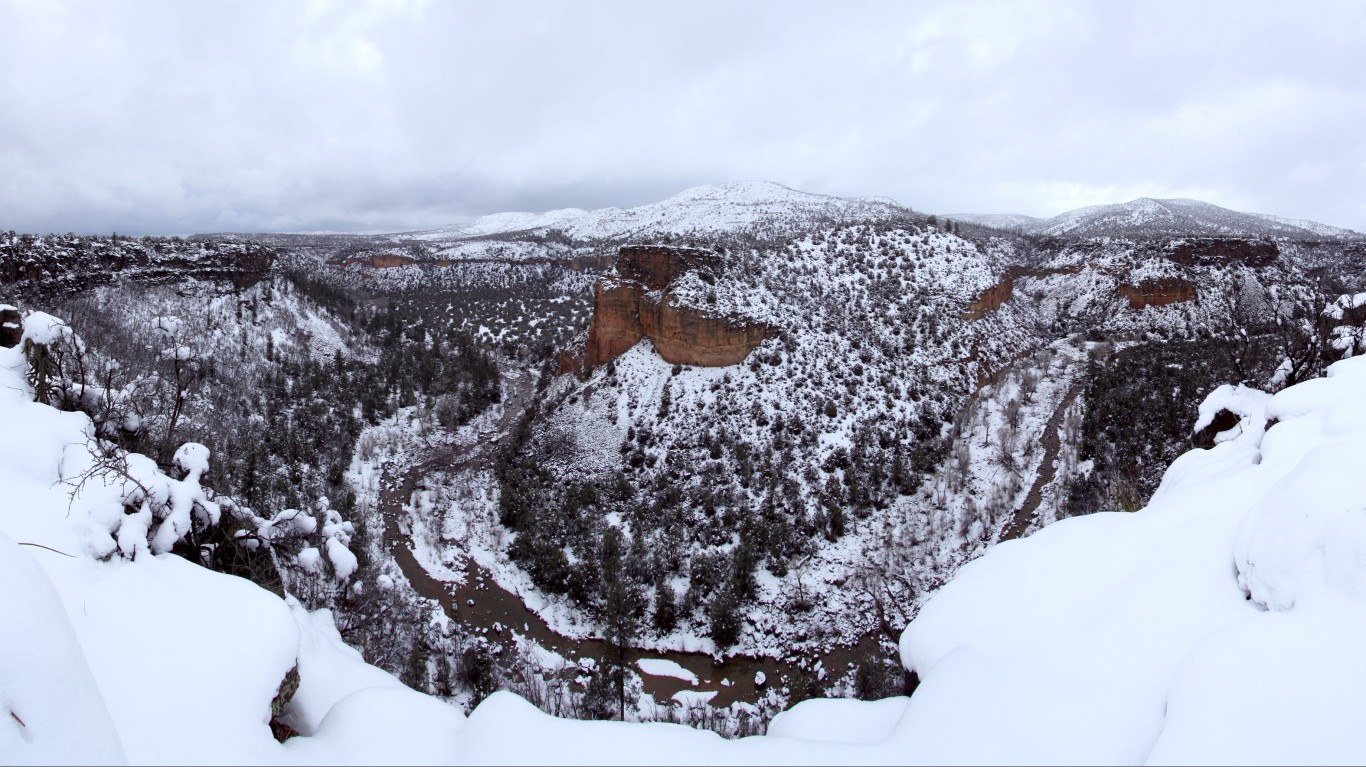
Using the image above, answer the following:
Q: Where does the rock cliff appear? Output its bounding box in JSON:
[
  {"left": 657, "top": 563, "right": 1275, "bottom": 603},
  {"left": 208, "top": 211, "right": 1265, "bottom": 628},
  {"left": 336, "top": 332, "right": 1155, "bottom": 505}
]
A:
[
  {"left": 340, "top": 254, "right": 417, "bottom": 268},
  {"left": 962, "top": 270, "right": 1016, "bottom": 320},
  {"left": 576, "top": 246, "right": 768, "bottom": 369},
  {"left": 1167, "top": 238, "right": 1279, "bottom": 268},
  {"left": 1117, "top": 277, "right": 1199, "bottom": 309},
  {"left": 1, "top": 235, "right": 271, "bottom": 298}
]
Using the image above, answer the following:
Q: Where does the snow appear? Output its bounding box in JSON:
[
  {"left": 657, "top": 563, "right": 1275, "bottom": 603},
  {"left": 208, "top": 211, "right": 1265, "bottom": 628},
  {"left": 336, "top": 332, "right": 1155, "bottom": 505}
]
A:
[
  {"left": 22, "top": 311, "right": 70, "bottom": 345},
  {"left": 173, "top": 442, "right": 211, "bottom": 480},
  {"left": 285, "top": 686, "right": 467, "bottom": 766},
  {"left": 298, "top": 547, "right": 323, "bottom": 572},
  {"left": 422, "top": 181, "right": 910, "bottom": 244},
  {"left": 960, "top": 196, "right": 1363, "bottom": 240},
  {"left": 9, "top": 297, "right": 1366, "bottom": 762},
  {"left": 943, "top": 212, "right": 1043, "bottom": 230},
  {"left": 1192, "top": 383, "right": 1272, "bottom": 443},
  {"left": 767, "top": 696, "right": 909, "bottom": 745},
  {"left": 278, "top": 604, "right": 441, "bottom": 739},
  {"left": 450, "top": 208, "right": 589, "bottom": 238},
  {"left": 670, "top": 689, "right": 718, "bottom": 706},
  {"left": 636, "top": 658, "right": 699, "bottom": 684},
  {"left": 0, "top": 534, "right": 125, "bottom": 765},
  {"left": 899, "top": 353, "right": 1366, "bottom": 764},
  {"left": 326, "top": 536, "right": 359, "bottom": 580}
]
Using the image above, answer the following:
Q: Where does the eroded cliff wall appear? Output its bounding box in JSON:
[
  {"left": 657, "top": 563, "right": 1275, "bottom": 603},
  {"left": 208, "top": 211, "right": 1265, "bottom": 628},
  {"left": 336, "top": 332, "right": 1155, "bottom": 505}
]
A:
[{"left": 578, "top": 246, "right": 768, "bottom": 369}]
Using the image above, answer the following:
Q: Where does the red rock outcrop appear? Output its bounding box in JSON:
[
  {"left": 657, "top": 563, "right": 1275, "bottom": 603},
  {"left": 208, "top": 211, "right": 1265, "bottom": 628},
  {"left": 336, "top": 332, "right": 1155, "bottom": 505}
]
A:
[
  {"left": 962, "top": 271, "right": 1015, "bottom": 320},
  {"left": 1117, "top": 278, "right": 1198, "bottom": 309},
  {"left": 340, "top": 254, "right": 416, "bottom": 268},
  {"left": 1168, "top": 238, "right": 1278, "bottom": 268},
  {"left": 585, "top": 278, "right": 646, "bottom": 366},
  {"left": 577, "top": 246, "right": 768, "bottom": 369}
]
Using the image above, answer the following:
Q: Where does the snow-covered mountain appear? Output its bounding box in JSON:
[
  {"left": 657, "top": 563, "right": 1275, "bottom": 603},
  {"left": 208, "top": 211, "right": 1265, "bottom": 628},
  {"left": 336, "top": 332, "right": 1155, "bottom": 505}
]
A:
[
  {"left": 430, "top": 181, "right": 911, "bottom": 242},
  {"left": 953, "top": 197, "right": 1362, "bottom": 240}
]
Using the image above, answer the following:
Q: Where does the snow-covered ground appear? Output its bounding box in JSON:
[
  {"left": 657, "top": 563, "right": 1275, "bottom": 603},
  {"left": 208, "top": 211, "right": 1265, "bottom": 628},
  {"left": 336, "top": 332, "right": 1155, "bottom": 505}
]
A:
[{"left": 8, "top": 305, "right": 1366, "bottom": 763}]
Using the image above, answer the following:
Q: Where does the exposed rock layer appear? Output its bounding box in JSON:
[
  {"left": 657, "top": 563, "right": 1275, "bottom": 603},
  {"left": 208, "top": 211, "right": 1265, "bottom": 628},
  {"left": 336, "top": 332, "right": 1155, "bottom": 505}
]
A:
[
  {"left": 1168, "top": 238, "right": 1279, "bottom": 268},
  {"left": 579, "top": 246, "right": 768, "bottom": 369},
  {"left": 1117, "top": 278, "right": 1199, "bottom": 309},
  {"left": 962, "top": 271, "right": 1016, "bottom": 320},
  {"left": 1, "top": 237, "right": 271, "bottom": 299}
]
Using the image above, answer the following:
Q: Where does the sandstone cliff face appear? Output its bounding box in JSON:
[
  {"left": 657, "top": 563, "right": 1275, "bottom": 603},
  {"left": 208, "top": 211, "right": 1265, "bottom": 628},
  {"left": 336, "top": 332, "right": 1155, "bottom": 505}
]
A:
[
  {"left": 963, "top": 260, "right": 1203, "bottom": 320},
  {"left": 585, "top": 278, "right": 646, "bottom": 366},
  {"left": 1168, "top": 238, "right": 1278, "bottom": 268},
  {"left": 616, "top": 246, "right": 721, "bottom": 290},
  {"left": 962, "top": 271, "right": 1015, "bottom": 320},
  {"left": 578, "top": 246, "right": 768, "bottom": 369},
  {"left": 340, "top": 254, "right": 417, "bottom": 268},
  {"left": 1117, "top": 277, "right": 1198, "bottom": 309}
]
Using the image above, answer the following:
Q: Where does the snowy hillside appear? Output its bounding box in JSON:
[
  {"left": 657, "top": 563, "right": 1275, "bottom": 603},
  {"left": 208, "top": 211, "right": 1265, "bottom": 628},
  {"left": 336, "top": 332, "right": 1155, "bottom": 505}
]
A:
[
  {"left": 954, "top": 197, "right": 1362, "bottom": 240},
  {"left": 486, "top": 222, "right": 1041, "bottom": 659},
  {"left": 427, "top": 182, "right": 912, "bottom": 244}
]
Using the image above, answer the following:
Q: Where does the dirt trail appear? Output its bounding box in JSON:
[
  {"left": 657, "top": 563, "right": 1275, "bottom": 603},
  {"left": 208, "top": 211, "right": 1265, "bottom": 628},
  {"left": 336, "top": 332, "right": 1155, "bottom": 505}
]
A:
[
  {"left": 378, "top": 372, "right": 879, "bottom": 709},
  {"left": 999, "top": 379, "right": 1083, "bottom": 542}
]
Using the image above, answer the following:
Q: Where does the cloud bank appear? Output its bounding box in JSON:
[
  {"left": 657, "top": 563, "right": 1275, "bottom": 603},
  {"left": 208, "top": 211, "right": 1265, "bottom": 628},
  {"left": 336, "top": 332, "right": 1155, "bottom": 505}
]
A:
[{"left": 1, "top": 0, "right": 1363, "bottom": 234}]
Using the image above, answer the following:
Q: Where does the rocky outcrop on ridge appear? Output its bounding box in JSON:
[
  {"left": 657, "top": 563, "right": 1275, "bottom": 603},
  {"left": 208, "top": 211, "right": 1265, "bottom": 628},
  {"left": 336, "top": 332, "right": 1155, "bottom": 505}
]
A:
[{"left": 574, "top": 246, "right": 769, "bottom": 369}]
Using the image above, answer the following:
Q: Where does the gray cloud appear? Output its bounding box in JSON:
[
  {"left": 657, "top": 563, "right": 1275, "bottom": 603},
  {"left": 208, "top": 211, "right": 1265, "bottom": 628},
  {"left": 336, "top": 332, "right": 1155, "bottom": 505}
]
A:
[{"left": 1, "top": 0, "right": 1363, "bottom": 234}]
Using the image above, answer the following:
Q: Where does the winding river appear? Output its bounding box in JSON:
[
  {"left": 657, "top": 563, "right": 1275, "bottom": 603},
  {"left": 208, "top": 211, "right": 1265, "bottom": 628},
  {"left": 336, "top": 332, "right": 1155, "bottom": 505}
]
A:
[{"left": 377, "top": 373, "right": 883, "bottom": 710}]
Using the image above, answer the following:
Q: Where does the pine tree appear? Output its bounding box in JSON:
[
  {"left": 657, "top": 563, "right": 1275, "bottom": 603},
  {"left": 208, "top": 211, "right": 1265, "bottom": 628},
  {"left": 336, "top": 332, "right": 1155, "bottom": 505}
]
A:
[{"left": 652, "top": 578, "right": 678, "bottom": 633}]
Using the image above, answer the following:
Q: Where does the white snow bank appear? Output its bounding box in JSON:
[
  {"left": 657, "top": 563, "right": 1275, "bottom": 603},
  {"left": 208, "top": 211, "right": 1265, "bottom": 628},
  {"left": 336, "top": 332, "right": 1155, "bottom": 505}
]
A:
[
  {"left": 64, "top": 549, "right": 300, "bottom": 765},
  {"left": 0, "top": 534, "right": 125, "bottom": 765},
  {"left": 636, "top": 657, "right": 698, "bottom": 684},
  {"left": 286, "top": 686, "right": 466, "bottom": 766},
  {"left": 280, "top": 605, "right": 415, "bottom": 737},
  {"left": 766, "top": 696, "right": 909, "bottom": 745},
  {"left": 900, "top": 354, "right": 1366, "bottom": 764}
]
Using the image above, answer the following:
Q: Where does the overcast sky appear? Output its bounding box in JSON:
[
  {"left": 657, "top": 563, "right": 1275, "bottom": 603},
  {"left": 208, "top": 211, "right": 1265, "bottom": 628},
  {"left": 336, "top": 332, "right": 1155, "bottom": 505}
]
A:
[{"left": 2, "top": 0, "right": 1363, "bottom": 235}]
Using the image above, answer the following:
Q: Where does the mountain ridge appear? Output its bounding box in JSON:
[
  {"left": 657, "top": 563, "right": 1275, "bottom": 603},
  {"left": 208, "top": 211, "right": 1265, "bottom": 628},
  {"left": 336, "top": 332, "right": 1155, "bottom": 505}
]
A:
[
  {"left": 950, "top": 197, "right": 1362, "bottom": 240},
  {"left": 424, "top": 181, "right": 913, "bottom": 242}
]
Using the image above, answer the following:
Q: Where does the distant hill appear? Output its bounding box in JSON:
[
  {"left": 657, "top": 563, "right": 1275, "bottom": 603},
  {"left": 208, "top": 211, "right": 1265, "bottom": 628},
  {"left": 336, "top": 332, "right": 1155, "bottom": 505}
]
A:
[
  {"left": 950, "top": 197, "right": 1362, "bottom": 240},
  {"left": 427, "top": 181, "right": 913, "bottom": 242}
]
